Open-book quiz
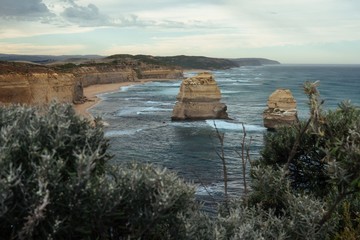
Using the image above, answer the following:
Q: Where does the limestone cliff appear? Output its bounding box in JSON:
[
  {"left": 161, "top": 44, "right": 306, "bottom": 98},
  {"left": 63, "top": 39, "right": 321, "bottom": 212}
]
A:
[
  {"left": 74, "top": 66, "right": 183, "bottom": 87},
  {"left": 140, "top": 69, "right": 183, "bottom": 79},
  {"left": 171, "top": 72, "right": 228, "bottom": 120},
  {"left": 0, "top": 61, "right": 183, "bottom": 106},
  {"left": 0, "top": 62, "right": 82, "bottom": 105},
  {"left": 73, "top": 66, "right": 137, "bottom": 87},
  {"left": 263, "top": 89, "right": 298, "bottom": 129}
]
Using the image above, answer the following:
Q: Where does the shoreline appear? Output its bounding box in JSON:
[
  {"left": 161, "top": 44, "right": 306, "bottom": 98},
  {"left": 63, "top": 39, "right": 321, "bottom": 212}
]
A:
[{"left": 73, "top": 78, "right": 182, "bottom": 119}]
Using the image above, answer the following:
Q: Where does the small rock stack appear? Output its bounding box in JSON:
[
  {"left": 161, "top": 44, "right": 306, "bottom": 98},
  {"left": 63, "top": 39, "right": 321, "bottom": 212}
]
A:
[
  {"left": 171, "top": 72, "right": 228, "bottom": 120},
  {"left": 263, "top": 89, "right": 298, "bottom": 129}
]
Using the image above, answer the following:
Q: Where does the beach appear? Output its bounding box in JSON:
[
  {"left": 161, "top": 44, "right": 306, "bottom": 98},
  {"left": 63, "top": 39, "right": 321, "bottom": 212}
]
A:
[{"left": 74, "top": 78, "right": 182, "bottom": 119}]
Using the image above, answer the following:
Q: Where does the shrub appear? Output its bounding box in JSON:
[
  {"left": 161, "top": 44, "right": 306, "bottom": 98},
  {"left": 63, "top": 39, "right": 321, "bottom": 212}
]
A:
[
  {"left": 215, "top": 166, "right": 337, "bottom": 240},
  {"left": 0, "top": 103, "right": 200, "bottom": 239},
  {"left": 259, "top": 122, "right": 330, "bottom": 196},
  {"left": 255, "top": 82, "right": 360, "bottom": 237},
  {"left": 0, "top": 103, "right": 110, "bottom": 238},
  {"left": 105, "top": 163, "right": 197, "bottom": 239}
]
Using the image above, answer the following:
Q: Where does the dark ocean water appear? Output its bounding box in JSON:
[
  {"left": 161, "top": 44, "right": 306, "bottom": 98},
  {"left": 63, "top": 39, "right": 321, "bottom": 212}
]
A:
[{"left": 89, "top": 64, "right": 360, "bottom": 201}]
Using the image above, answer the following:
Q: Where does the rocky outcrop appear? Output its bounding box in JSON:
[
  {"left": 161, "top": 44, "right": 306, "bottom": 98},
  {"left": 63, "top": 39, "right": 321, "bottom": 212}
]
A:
[
  {"left": 171, "top": 72, "right": 228, "bottom": 120},
  {"left": 263, "top": 89, "right": 298, "bottom": 129}
]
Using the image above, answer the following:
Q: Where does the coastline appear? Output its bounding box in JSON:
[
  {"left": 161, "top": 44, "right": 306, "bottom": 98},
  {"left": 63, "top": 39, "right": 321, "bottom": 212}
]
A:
[{"left": 73, "top": 78, "right": 182, "bottom": 119}]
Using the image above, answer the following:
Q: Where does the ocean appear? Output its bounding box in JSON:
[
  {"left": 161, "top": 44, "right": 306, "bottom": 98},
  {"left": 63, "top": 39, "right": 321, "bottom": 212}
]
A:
[{"left": 89, "top": 64, "right": 360, "bottom": 203}]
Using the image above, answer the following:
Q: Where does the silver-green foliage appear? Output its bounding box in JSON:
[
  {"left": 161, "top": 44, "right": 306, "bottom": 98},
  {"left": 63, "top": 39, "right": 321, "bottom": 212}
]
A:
[
  {"left": 215, "top": 166, "right": 337, "bottom": 240},
  {"left": 0, "top": 103, "right": 110, "bottom": 238},
  {"left": 0, "top": 103, "right": 199, "bottom": 239}
]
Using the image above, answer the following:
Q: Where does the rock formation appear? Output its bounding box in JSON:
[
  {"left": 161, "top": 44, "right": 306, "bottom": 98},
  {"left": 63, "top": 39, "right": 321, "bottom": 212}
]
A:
[
  {"left": 171, "top": 72, "right": 228, "bottom": 120},
  {"left": 263, "top": 88, "right": 298, "bottom": 129}
]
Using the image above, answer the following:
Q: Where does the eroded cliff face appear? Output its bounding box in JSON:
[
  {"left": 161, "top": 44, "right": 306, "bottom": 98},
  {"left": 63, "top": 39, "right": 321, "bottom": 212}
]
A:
[
  {"left": 74, "top": 66, "right": 183, "bottom": 87},
  {"left": 171, "top": 72, "right": 228, "bottom": 120},
  {"left": 263, "top": 88, "right": 298, "bottom": 129},
  {"left": 0, "top": 62, "right": 82, "bottom": 105},
  {"left": 73, "top": 66, "right": 138, "bottom": 87},
  {"left": 0, "top": 73, "right": 81, "bottom": 105},
  {"left": 0, "top": 61, "right": 183, "bottom": 106}
]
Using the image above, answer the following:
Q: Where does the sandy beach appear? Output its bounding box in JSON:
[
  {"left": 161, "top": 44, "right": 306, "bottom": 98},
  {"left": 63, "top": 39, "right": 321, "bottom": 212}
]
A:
[{"left": 74, "top": 78, "right": 182, "bottom": 119}]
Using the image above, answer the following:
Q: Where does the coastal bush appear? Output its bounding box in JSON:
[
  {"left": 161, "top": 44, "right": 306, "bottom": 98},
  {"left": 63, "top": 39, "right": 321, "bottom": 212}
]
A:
[
  {"left": 206, "top": 164, "right": 337, "bottom": 240},
  {"left": 0, "top": 103, "right": 111, "bottom": 238},
  {"left": 253, "top": 82, "right": 360, "bottom": 237},
  {"left": 0, "top": 103, "right": 200, "bottom": 239},
  {"left": 259, "top": 122, "right": 330, "bottom": 196}
]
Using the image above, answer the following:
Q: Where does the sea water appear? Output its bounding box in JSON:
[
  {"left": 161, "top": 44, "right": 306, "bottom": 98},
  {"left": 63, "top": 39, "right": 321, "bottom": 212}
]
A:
[{"left": 89, "top": 64, "right": 360, "bottom": 202}]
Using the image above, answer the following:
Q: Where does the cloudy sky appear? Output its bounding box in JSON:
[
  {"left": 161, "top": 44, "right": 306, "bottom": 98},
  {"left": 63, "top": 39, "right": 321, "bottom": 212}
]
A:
[{"left": 0, "top": 0, "right": 359, "bottom": 63}]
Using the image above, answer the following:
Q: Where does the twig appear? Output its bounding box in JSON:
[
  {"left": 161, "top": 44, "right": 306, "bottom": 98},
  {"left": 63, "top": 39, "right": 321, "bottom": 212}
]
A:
[
  {"left": 213, "top": 121, "right": 228, "bottom": 206},
  {"left": 189, "top": 169, "right": 216, "bottom": 203},
  {"left": 283, "top": 118, "right": 311, "bottom": 173},
  {"left": 241, "top": 123, "right": 248, "bottom": 195}
]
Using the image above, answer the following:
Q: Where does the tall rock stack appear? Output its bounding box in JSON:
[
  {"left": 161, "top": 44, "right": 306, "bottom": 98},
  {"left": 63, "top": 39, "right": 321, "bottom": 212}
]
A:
[
  {"left": 263, "top": 88, "right": 298, "bottom": 129},
  {"left": 171, "top": 72, "right": 228, "bottom": 120}
]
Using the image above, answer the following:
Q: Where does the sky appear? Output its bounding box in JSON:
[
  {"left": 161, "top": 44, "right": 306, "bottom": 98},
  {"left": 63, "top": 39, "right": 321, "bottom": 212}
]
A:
[{"left": 0, "top": 0, "right": 360, "bottom": 64}]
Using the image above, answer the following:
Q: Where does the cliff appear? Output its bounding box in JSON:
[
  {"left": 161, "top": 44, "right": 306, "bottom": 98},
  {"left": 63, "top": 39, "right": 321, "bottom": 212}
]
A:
[
  {"left": 0, "top": 62, "right": 82, "bottom": 105},
  {"left": 171, "top": 72, "right": 228, "bottom": 120},
  {"left": 71, "top": 66, "right": 182, "bottom": 87},
  {"left": 0, "top": 60, "right": 183, "bottom": 106},
  {"left": 72, "top": 66, "right": 138, "bottom": 87},
  {"left": 263, "top": 89, "right": 298, "bottom": 129}
]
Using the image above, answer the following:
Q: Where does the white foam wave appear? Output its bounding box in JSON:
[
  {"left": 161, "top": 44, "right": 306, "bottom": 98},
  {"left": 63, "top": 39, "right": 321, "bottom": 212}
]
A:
[
  {"left": 105, "top": 129, "right": 143, "bottom": 137},
  {"left": 137, "top": 107, "right": 172, "bottom": 115},
  {"left": 221, "top": 90, "right": 243, "bottom": 94},
  {"left": 125, "top": 97, "right": 143, "bottom": 101},
  {"left": 145, "top": 101, "right": 173, "bottom": 106},
  {"left": 205, "top": 120, "right": 266, "bottom": 132},
  {"left": 120, "top": 85, "right": 135, "bottom": 92},
  {"left": 159, "top": 88, "right": 179, "bottom": 95},
  {"left": 116, "top": 107, "right": 144, "bottom": 116},
  {"left": 151, "top": 82, "right": 181, "bottom": 87}
]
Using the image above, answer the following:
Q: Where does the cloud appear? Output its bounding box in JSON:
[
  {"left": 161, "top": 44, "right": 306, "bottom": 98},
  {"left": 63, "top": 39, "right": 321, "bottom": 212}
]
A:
[
  {"left": 0, "top": 0, "right": 54, "bottom": 20},
  {"left": 0, "top": 42, "right": 86, "bottom": 55},
  {"left": 61, "top": 1, "right": 110, "bottom": 26},
  {"left": 59, "top": 0, "right": 159, "bottom": 28}
]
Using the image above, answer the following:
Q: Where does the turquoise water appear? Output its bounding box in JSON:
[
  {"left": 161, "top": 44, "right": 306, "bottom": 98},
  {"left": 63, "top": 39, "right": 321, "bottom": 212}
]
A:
[{"left": 90, "top": 64, "right": 360, "bottom": 201}]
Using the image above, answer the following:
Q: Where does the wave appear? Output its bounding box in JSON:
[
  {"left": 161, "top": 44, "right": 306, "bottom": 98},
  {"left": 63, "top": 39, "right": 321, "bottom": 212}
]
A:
[
  {"left": 120, "top": 85, "right": 135, "bottom": 92},
  {"left": 136, "top": 107, "right": 173, "bottom": 115},
  {"left": 149, "top": 82, "right": 181, "bottom": 87},
  {"left": 125, "top": 97, "right": 143, "bottom": 101},
  {"left": 145, "top": 101, "right": 173, "bottom": 106},
  {"left": 159, "top": 88, "right": 179, "bottom": 95},
  {"left": 205, "top": 120, "right": 266, "bottom": 132},
  {"left": 221, "top": 90, "right": 247, "bottom": 94},
  {"left": 105, "top": 129, "right": 143, "bottom": 137}
]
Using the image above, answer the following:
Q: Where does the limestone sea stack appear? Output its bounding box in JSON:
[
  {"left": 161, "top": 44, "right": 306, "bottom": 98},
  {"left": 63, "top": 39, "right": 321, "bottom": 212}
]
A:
[
  {"left": 263, "top": 88, "right": 298, "bottom": 129},
  {"left": 171, "top": 72, "right": 228, "bottom": 120}
]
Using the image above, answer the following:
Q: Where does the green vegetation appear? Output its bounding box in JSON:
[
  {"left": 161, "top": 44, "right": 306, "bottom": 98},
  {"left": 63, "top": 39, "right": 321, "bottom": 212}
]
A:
[
  {"left": 107, "top": 54, "right": 239, "bottom": 69},
  {"left": 0, "top": 104, "right": 199, "bottom": 239},
  {"left": 1, "top": 81, "right": 359, "bottom": 239}
]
